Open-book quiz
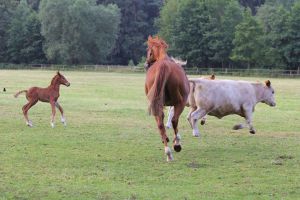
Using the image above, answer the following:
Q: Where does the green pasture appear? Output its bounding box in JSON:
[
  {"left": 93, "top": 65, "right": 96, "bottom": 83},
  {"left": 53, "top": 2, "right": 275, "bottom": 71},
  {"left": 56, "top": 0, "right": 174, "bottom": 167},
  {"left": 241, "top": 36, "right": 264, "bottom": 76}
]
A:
[{"left": 0, "top": 70, "right": 299, "bottom": 200}]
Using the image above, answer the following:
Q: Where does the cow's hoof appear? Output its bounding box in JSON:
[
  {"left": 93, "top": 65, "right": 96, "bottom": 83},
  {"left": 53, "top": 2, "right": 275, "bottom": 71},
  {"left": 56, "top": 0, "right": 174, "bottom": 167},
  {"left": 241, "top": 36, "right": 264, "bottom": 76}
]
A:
[
  {"left": 200, "top": 120, "right": 205, "bottom": 125},
  {"left": 250, "top": 130, "right": 256, "bottom": 134},
  {"left": 173, "top": 144, "right": 182, "bottom": 152},
  {"left": 233, "top": 124, "right": 243, "bottom": 130}
]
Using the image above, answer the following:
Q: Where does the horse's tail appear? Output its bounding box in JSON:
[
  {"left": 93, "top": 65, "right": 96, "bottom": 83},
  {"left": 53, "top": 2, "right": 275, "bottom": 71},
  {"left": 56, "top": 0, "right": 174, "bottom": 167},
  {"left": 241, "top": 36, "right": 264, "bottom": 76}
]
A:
[
  {"left": 14, "top": 90, "right": 27, "bottom": 98},
  {"left": 148, "top": 64, "right": 171, "bottom": 116}
]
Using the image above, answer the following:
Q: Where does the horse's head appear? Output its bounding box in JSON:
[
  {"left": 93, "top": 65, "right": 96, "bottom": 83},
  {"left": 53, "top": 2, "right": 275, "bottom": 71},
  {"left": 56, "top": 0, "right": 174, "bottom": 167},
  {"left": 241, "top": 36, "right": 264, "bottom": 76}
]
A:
[
  {"left": 56, "top": 71, "right": 70, "bottom": 87},
  {"left": 145, "top": 36, "right": 168, "bottom": 69}
]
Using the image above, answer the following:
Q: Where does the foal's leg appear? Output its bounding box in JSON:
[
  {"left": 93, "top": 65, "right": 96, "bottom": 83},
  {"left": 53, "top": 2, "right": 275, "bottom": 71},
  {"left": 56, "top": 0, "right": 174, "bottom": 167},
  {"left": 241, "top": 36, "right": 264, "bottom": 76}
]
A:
[
  {"left": 50, "top": 100, "right": 56, "bottom": 128},
  {"left": 172, "top": 103, "right": 185, "bottom": 152},
  {"left": 155, "top": 113, "right": 173, "bottom": 161},
  {"left": 55, "top": 102, "right": 66, "bottom": 126},
  {"left": 22, "top": 99, "right": 38, "bottom": 127},
  {"left": 165, "top": 106, "right": 174, "bottom": 129}
]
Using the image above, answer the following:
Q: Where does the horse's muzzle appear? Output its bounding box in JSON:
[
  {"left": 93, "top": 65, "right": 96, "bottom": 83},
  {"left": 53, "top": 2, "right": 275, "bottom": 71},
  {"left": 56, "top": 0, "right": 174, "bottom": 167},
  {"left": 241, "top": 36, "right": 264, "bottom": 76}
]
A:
[{"left": 65, "top": 82, "right": 70, "bottom": 87}]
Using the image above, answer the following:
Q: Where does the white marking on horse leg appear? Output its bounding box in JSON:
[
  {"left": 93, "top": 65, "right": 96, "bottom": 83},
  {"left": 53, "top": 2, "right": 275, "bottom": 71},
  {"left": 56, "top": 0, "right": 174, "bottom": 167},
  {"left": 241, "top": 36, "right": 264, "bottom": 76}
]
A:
[
  {"left": 165, "top": 146, "right": 173, "bottom": 162},
  {"left": 26, "top": 120, "right": 33, "bottom": 127},
  {"left": 165, "top": 107, "right": 174, "bottom": 129},
  {"left": 61, "top": 116, "right": 66, "bottom": 126},
  {"left": 51, "top": 122, "right": 55, "bottom": 128}
]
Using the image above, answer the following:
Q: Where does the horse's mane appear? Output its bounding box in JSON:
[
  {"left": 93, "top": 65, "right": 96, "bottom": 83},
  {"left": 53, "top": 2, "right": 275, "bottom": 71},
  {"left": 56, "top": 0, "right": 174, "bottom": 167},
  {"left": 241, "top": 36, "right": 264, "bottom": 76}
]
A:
[{"left": 147, "top": 36, "right": 168, "bottom": 49}]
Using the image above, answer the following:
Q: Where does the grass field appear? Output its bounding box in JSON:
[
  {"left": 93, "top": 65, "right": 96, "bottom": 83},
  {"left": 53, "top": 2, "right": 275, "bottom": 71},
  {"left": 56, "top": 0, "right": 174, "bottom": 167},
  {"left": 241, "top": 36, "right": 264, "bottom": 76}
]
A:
[{"left": 0, "top": 70, "right": 299, "bottom": 200}]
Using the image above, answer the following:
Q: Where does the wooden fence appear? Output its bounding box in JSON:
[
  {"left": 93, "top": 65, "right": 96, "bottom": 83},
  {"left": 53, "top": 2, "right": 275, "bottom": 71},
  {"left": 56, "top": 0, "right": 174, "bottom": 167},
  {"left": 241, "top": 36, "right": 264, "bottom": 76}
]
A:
[{"left": 0, "top": 63, "right": 299, "bottom": 78}]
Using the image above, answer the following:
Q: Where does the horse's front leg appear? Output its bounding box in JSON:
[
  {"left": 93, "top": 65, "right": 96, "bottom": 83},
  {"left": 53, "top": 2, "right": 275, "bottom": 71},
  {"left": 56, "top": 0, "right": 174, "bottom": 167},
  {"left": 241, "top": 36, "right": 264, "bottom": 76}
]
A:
[
  {"left": 155, "top": 114, "right": 173, "bottom": 162},
  {"left": 165, "top": 106, "right": 174, "bottom": 129},
  {"left": 50, "top": 100, "right": 56, "bottom": 128},
  {"left": 55, "top": 102, "right": 66, "bottom": 126}
]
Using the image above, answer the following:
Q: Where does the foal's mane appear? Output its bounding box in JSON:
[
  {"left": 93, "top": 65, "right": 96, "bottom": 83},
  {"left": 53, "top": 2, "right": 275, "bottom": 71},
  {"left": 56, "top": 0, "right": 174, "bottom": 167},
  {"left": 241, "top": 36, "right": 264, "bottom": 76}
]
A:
[{"left": 50, "top": 73, "right": 60, "bottom": 85}]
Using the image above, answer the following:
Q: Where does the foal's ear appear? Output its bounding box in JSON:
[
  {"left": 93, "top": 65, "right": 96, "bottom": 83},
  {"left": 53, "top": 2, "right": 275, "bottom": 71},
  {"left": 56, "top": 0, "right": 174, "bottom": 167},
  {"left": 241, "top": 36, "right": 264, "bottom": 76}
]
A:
[{"left": 265, "top": 80, "right": 271, "bottom": 87}]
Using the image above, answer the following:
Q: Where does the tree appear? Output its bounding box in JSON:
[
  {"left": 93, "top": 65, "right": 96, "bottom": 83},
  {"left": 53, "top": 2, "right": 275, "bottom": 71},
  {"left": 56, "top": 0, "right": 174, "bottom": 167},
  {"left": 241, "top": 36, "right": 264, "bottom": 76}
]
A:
[
  {"left": 231, "top": 9, "right": 264, "bottom": 68},
  {"left": 284, "top": 1, "right": 300, "bottom": 69},
  {"left": 39, "top": 0, "right": 120, "bottom": 64},
  {"left": 0, "top": 0, "right": 19, "bottom": 62},
  {"left": 97, "top": 0, "right": 163, "bottom": 65},
  {"left": 256, "top": 4, "right": 290, "bottom": 68},
  {"left": 6, "top": 0, "right": 46, "bottom": 63}
]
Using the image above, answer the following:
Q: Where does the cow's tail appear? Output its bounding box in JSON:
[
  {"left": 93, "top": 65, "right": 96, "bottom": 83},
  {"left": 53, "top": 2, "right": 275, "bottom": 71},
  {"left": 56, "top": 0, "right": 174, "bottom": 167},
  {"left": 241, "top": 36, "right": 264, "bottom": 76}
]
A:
[
  {"left": 147, "top": 64, "right": 171, "bottom": 116},
  {"left": 14, "top": 90, "right": 27, "bottom": 98},
  {"left": 187, "top": 80, "right": 197, "bottom": 107}
]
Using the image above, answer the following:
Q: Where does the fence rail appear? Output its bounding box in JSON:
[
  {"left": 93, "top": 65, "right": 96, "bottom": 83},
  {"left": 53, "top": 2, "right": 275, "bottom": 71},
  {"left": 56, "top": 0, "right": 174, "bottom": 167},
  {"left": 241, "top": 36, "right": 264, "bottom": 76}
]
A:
[{"left": 0, "top": 63, "right": 299, "bottom": 78}]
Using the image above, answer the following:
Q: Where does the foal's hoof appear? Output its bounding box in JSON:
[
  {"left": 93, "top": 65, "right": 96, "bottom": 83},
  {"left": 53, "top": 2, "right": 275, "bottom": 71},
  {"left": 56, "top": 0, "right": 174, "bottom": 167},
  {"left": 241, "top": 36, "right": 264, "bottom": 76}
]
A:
[{"left": 173, "top": 144, "right": 182, "bottom": 152}]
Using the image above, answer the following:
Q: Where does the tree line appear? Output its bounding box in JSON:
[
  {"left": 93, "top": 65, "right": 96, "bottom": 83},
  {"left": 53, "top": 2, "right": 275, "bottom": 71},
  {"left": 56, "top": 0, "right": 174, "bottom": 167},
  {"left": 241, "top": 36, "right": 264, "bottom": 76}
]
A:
[{"left": 0, "top": 0, "right": 299, "bottom": 70}]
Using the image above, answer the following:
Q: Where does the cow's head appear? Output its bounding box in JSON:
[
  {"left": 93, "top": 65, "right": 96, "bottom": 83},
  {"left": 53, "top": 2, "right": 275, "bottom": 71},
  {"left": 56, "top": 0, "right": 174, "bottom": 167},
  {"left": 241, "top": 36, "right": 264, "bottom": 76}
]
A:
[{"left": 262, "top": 80, "right": 276, "bottom": 107}]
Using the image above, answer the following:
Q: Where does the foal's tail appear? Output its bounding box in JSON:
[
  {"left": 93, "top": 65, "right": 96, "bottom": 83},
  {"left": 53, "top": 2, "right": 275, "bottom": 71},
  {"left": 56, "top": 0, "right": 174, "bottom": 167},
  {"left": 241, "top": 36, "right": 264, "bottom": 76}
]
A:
[
  {"left": 14, "top": 90, "right": 27, "bottom": 98},
  {"left": 148, "top": 64, "right": 171, "bottom": 116}
]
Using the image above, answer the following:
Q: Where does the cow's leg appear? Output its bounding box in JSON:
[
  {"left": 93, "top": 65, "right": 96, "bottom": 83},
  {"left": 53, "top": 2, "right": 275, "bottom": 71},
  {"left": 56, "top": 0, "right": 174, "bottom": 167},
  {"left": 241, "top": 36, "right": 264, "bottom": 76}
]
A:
[
  {"left": 55, "top": 102, "right": 66, "bottom": 126},
  {"left": 245, "top": 111, "right": 255, "bottom": 134},
  {"left": 155, "top": 113, "right": 173, "bottom": 161},
  {"left": 165, "top": 106, "right": 174, "bottom": 129},
  {"left": 187, "top": 106, "right": 196, "bottom": 128},
  {"left": 190, "top": 108, "right": 207, "bottom": 137},
  {"left": 22, "top": 99, "right": 38, "bottom": 127},
  {"left": 172, "top": 103, "right": 185, "bottom": 152},
  {"left": 200, "top": 115, "right": 207, "bottom": 125},
  {"left": 50, "top": 100, "right": 56, "bottom": 128}
]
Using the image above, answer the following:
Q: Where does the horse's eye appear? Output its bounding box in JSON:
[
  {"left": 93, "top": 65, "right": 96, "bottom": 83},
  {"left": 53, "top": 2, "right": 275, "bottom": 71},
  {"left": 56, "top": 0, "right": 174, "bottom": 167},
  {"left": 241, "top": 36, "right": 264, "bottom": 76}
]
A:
[{"left": 272, "top": 91, "right": 274, "bottom": 94}]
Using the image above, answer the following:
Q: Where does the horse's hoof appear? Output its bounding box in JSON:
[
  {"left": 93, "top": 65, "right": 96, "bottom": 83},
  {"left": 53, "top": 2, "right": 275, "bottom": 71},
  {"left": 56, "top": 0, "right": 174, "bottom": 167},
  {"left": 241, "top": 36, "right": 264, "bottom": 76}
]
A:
[
  {"left": 200, "top": 120, "right": 205, "bottom": 125},
  {"left": 173, "top": 144, "right": 182, "bottom": 152},
  {"left": 51, "top": 123, "right": 55, "bottom": 128},
  {"left": 250, "top": 130, "right": 256, "bottom": 134},
  {"left": 26, "top": 121, "right": 33, "bottom": 127}
]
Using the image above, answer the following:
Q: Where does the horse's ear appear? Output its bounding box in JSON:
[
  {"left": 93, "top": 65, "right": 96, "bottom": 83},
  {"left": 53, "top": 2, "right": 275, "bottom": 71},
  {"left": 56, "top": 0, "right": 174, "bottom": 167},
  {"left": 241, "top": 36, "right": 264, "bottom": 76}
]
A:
[
  {"left": 57, "top": 71, "right": 61, "bottom": 76},
  {"left": 265, "top": 80, "right": 271, "bottom": 87},
  {"left": 211, "top": 74, "right": 215, "bottom": 80},
  {"left": 148, "top": 35, "right": 152, "bottom": 41}
]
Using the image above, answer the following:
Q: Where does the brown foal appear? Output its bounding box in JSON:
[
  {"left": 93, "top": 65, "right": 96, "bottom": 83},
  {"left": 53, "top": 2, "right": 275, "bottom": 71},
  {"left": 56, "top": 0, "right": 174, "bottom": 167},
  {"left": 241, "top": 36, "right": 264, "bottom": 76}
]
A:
[{"left": 14, "top": 71, "right": 70, "bottom": 127}]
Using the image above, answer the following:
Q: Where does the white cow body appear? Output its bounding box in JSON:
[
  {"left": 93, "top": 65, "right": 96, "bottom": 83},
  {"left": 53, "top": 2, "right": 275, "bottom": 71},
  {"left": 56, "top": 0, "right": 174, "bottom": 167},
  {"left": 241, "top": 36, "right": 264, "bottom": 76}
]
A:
[{"left": 188, "top": 79, "right": 276, "bottom": 136}]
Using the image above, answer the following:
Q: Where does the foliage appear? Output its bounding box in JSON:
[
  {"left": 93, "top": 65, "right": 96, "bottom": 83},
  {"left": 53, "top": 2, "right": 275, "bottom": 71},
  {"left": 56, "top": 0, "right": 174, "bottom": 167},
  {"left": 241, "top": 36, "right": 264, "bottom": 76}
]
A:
[
  {"left": 39, "top": 0, "right": 120, "bottom": 64},
  {"left": 96, "top": 0, "right": 163, "bottom": 65},
  {"left": 231, "top": 9, "right": 265, "bottom": 68},
  {"left": 6, "top": 0, "right": 46, "bottom": 63},
  {"left": 157, "top": 0, "right": 243, "bottom": 67}
]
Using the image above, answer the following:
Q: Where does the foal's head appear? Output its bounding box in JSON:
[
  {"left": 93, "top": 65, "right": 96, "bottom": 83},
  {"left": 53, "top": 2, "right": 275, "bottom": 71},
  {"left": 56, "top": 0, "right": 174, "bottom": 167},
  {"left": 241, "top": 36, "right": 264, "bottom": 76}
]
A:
[
  {"left": 145, "top": 36, "right": 168, "bottom": 68},
  {"left": 52, "top": 71, "right": 70, "bottom": 87}
]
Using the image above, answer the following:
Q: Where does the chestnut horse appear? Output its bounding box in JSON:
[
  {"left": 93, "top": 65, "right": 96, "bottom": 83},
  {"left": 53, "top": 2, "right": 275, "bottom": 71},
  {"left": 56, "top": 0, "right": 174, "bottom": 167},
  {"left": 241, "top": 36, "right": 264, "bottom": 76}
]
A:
[
  {"left": 14, "top": 71, "right": 70, "bottom": 128},
  {"left": 145, "top": 36, "right": 189, "bottom": 161}
]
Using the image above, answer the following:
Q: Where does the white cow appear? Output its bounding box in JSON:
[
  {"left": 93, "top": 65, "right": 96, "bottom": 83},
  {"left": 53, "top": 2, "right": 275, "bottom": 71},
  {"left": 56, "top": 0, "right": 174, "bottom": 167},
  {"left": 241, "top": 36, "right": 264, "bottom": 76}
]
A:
[
  {"left": 188, "top": 79, "right": 276, "bottom": 136},
  {"left": 166, "top": 75, "right": 215, "bottom": 129}
]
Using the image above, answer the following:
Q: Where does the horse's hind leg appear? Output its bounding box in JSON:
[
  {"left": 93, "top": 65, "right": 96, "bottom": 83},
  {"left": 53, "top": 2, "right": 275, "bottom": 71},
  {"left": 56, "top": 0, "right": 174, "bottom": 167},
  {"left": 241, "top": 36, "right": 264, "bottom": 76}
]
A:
[
  {"left": 155, "top": 114, "right": 173, "bottom": 161},
  {"left": 55, "top": 102, "right": 66, "bottom": 126},
  {"left": 22, "top": 99, "right": 38, "bottom": 127},
  {"left": 172, "top": 103, "right": 185, "bottom": 152}
]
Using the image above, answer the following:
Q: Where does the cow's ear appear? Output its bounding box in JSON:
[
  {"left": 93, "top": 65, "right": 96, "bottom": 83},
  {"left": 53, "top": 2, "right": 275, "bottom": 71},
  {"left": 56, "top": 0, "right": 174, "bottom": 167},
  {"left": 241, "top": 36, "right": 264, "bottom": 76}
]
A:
[{"left": 265, "top": 80, "right": 271, "bottom": 87}]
